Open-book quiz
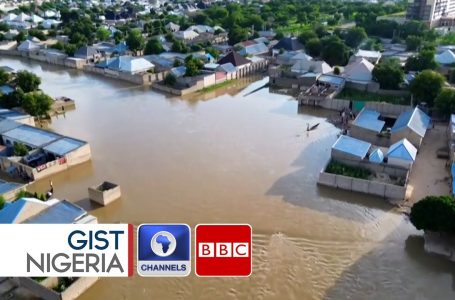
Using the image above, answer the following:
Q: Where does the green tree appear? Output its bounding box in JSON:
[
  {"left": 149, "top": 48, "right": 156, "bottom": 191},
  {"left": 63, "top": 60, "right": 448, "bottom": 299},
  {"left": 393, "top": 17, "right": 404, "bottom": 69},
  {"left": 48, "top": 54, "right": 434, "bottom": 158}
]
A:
[
  {"left": 0, "top": 69, "right": 9, "bottom": 85},
  {"left": 96, "top": 27, "right": 111, "bottom": 41},
  {"left": 15, "top": 71, "right": 41, "bottom": 93},
  {"left": 64, "top": 44, "right": 77, "bottom": 57},
  {"left": 372, "top": 58, "right": 404, "bottom": 90},
  {"left": 184, "top": 56, "right": 203, "bottom": 77},
  {"left": 113, "top": 31, "right": 124, "bottom": 44},
  {"left": 435, "top": 88, "right": 455, "bottom": 118},
  {"left": 126, "top": 29, "right": 145, "bottom": 55},
  {"left": 21, "top": 91, "right": 53, "bottom": 118},
  {"left": 206, "top": 46, "right": 220, "bottom": 59},
  {"left": 13, "top": 142, "right": 28, "bottom": 156},
  {"left": 344, "top": 27, "right": 367, "bottom": 49},
  {"left": 321, "top": 36, "right": 349, "bottom": 66},
  {"left": 405, "top": 35, "right": 422, "bottom": 51},
  {"left": 305, "top": 38, "right": 322, "bottom": 58},
  {"left": 15, "top": 31, "right": 26, "bottom": 43},
  {"left": 298, "top": 30, "right": 318, "bottom": 45},
  {"left": 405, "top": 49, "right": 438, "bottom": 71},
  {"left": 410, "top": 70, "right": 446, "bottom": 106},
  {"left": 228, "top": 25, "right": 248, "bottom": 45},
  {"left": 164, "top": 73, "right": 176, "bottom": 86},
  {"left": 144, "top": 38, "right": 164, "bottom": 55},
  {"left": 171, "top": 40, "right": 188, "bottom": 53},
  {"left": 410, "top": 196, "right": 455, "bottom": 234},
  {"left": 0, "top": 195, "right": 4, "bottom": 210}
]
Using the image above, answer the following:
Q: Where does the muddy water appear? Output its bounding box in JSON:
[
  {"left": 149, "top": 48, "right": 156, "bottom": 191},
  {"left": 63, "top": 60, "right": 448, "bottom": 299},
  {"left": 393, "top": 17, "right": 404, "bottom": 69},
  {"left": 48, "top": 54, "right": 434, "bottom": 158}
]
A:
[{"left": 1, "top": 57, "right": 454, "bottom": 300}]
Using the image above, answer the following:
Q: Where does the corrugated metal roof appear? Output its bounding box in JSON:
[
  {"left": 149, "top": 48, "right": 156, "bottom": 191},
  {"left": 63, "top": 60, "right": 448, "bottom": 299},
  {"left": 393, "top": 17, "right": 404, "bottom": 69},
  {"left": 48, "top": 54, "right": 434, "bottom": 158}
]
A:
[
  {"left": 217, "top": 63, "right": 236, "bottom": 73},
  {"left": 391, "top": 107, "right": 430, "bottom": 137},
  {"left": 3, "top": 125, "right": 61, "bottom": 148},
  {"left": 24, "top": 200, "right": 87, "bottom": 224},
  {"left": 353, "top": 109, "right": 385, "bottom": 133},
  {"left": 318, "top": 74, "right": 345, "bottom": 86},
  {"left": 387, "top": 138, "right": 417, "bottom": 161},
  {"left": 332, "top": 135, "right": 371, "bottom": 159},
  {"left": 369, "top": 148, "right": 384, "bottom": 163},
  {"left": 43, "top": 137, "right": 85, "bottom": 156}
]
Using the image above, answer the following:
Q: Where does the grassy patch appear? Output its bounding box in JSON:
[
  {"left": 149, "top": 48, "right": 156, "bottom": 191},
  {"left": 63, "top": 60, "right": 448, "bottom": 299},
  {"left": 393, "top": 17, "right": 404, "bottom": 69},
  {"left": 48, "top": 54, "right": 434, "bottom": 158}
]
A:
[
  {"left": 200, "top": 79, "right": 238, "bottom": 93},
  {"left": 326, "top": 160, "right": 371, "bottom": 179},
  {"left": 338, "top": 88, "right": 410, "bottom": 105}
]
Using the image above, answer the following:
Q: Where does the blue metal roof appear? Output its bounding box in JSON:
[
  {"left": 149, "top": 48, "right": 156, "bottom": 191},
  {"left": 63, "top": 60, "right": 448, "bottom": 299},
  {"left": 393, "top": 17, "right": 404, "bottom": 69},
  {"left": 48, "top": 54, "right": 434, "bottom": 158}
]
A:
[
  {"left": 0, "top": 109, "right": 28, "bottom": 120},
  {"left": 239, "top": 43, "right": 269, "bottom": 56},
  {"left": 317, "top": 74, "right": 345, "bottom": 86},
  {"left": 218, "top": 63, "right": 236, "bottom": 73},
  {"left": 0, "top": 119, "right": 21, "bottom": 134},
  {"left": 369, "top": 148, "right": 384, "bottom": 163},
  {"left": 353, "top": 109, "right": 385, "bottom": 133},
  {"left": 170, "top": 66, "right": 186, "bottom": 78},
  {"left": 3, "top": 125, "right": 61, "bottom": 148},
  {"left": 24, "top": 200, "right": 87, "bottom": 224},
  {"left": 391, "top": 107, "right": 430, "bottom": 137},
  {"left": 0, "top": 199, "right": 26, "bottom": 223},
  {"left": 43, "top": 137, "right": 85, "bottom": 156},
  {"left": 387, "top": 138, "right": 417, "bottom": 161},
  {"left": 332, "top": 135, "right": 371, "bottom": 159}
]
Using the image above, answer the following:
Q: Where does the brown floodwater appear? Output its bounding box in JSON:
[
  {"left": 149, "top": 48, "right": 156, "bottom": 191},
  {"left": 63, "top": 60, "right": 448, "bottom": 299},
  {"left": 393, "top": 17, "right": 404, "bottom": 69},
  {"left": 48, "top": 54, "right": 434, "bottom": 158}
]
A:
[{"left": 1, "top": 56, "right": 455, "bottom": 300}]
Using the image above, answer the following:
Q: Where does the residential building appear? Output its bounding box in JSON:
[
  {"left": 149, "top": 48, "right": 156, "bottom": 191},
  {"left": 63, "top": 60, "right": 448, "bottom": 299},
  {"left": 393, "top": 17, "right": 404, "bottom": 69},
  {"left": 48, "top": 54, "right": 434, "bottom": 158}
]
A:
[
  {"left": 273, "top": 37, "right": 304, "bottom": 52},
  {"left": 386, "top": 138, "right": 417, "bottom": 169},
  {"left": 407, "top": 0, "right": 455, "bottom": 27},
  {"left": 343, "top": 58, "right": 375, "bottom": 83},
  {"left": 217, "top": 51, "right": 251, "bottom": 69}
]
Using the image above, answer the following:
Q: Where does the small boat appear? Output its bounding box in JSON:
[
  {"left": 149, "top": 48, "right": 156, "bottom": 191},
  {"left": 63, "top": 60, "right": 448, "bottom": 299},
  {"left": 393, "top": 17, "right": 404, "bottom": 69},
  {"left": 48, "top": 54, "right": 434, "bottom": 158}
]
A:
[{"left": 307, "top": 123, "right": 320, "bottom": 131}]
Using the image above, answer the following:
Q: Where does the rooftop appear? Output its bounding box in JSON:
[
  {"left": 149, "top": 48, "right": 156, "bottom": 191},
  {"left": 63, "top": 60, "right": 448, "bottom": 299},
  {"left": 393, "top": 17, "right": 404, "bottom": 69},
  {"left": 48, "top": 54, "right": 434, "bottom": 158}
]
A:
[
  {"left": 387, "top": 138, "right": 417, "bottom": 161},
  {"left": 3, "top": 125, "right": 61, "bottom": 148},
  {"left": 42, "top": 137, "right": 86, "bottom": 156},
  {"left": 24, "top": 200, "right": 88, "bottom": 224},
  {"left": 353, "top": 109, "right": 385, "bottom": 133},
  {"left": 332, "top": 135, "right": 371, "bottom": 160},
  {"left": 391, "top": 107, "right": 430, "bottom": 137}
]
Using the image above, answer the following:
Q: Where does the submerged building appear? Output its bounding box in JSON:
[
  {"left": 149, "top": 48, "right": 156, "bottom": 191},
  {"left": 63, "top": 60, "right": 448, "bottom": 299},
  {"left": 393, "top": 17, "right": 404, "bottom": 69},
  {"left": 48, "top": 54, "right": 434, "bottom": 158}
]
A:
[{"left": 0, "top": 121, "right": 91, "bottom": 181}]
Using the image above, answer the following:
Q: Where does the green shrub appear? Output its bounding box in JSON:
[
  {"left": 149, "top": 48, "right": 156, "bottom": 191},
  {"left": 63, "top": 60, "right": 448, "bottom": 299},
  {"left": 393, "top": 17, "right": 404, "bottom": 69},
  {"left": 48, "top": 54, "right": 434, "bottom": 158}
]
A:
[
  {"left": 0, "top": 195, "right": 5, "bottom": 210},
  {"left": 410, "top": 196, "right": 455, "bottom": 234},
  {"left": 325, "top": 160, "right": 371, "bottom": 179},
  {"left": 13, "top": 142, "right": 28, "bottom": 156}
]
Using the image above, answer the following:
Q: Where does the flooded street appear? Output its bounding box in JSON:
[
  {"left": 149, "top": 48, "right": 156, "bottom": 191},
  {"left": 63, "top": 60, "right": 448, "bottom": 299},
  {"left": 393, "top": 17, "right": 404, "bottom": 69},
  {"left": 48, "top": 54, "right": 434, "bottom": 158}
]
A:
[{"left": 1, "top": 57, "right": 454, "bottom": 300}]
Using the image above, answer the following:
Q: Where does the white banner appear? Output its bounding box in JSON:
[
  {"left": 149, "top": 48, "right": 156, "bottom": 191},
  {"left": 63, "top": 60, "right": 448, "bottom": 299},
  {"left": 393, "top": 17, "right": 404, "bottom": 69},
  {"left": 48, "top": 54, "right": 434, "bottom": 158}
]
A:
[{"left": 0, "top": 224, "right": 133, "bottom": 277}]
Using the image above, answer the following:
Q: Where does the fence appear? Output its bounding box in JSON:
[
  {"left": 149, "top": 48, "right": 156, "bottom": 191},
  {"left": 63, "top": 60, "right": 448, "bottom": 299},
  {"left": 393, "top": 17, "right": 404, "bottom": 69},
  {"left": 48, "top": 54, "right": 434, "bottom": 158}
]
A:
[{"left": 318, "top": 171, "right": 407, "bottom": 199}]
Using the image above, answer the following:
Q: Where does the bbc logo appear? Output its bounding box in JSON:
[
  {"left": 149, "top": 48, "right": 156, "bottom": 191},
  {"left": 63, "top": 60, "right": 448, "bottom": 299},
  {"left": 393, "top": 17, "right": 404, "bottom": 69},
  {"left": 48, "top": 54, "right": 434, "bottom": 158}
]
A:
[
  {"left": 195, "top": 224, "right": 252, "bottom": 277},
  {"left": 198, "top": 243, "right": 249, "bottom": 257}
]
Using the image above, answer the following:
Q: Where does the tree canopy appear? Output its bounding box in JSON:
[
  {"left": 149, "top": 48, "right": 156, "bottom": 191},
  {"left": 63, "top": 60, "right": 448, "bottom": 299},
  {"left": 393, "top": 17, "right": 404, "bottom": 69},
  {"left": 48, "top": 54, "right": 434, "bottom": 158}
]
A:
[
  {"left": 15, "top": 71, "right": 41, "bottom": 93},
  {"left": 410, "top": 196, "right": 455, "bottom": 234},
  {"left": 435, "top": 88, "right": 455, "bottom": 118},
  {"left": 405, "top": 49, "right": 438, "bottom": 72},
  {"left": 126, "top": 29, "right": 145, "bottom": 55},
  {"left": 410, "top": 70, "right": 446, "bottom": 106},
  {"left": 321, "top": 36, "right": 350, "bottom": 66},
  {"left": 144, "top": 38, "right": 164, "bottom": 55},
  {"left": 21, "top": 91, "right": 53, "bottom": 118},
  {"left": 96, "top": 27, "right": 111, "bottom": 41},
  {"left": 372, "top": 58, "right": 404, "bottom": 90},
  {"left": 343, "top": 27, "right": 367, "bottom": 49}
]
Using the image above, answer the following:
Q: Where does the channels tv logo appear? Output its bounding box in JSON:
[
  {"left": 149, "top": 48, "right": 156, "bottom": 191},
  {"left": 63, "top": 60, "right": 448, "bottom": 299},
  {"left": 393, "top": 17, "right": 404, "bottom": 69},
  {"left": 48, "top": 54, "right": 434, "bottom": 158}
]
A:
[
  {"left": 195, "top": 224, "right": 252, "bottom": 277},
  {"left": 0, "top": 224, "right": 133, "bottom": 277},
  {"left": 137, "top": 224, "right": 191, "bottom": 277}
]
